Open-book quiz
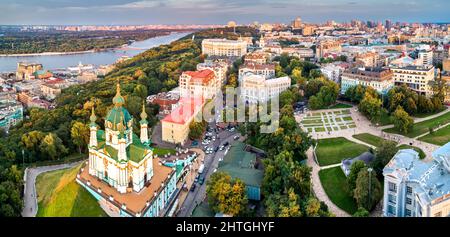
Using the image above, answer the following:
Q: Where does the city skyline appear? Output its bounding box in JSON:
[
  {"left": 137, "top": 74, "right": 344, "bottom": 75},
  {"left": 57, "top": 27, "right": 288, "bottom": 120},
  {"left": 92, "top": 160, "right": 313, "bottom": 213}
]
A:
[{"left": 1, "top": 0, "right": 449, "bottom": 25}]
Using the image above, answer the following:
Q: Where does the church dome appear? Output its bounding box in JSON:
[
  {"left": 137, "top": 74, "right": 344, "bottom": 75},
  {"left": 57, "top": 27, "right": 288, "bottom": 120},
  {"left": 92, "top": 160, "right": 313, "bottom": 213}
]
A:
[{"left": 105, "top": 82, "right": 133, "bottom": 131}]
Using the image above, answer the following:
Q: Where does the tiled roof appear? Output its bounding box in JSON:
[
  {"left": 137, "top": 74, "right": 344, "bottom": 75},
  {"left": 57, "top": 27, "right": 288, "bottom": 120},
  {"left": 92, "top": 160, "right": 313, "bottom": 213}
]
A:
[
  {"left": 161, "top": 97, "right": 204, "bottom": 125},
  {"left": 183, "top": 69, "right": 215, "bottom": 84}
]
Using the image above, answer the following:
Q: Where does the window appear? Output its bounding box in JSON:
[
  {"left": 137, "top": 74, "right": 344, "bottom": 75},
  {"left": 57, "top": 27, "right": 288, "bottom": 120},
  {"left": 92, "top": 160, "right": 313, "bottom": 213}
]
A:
[
  {"left": 406, "top": 197, "right": 412, "bottom": 205},
  {"left": 388, "top": 194, "right": 397, "bottom": 204},
  {"left": 387, "top": 205, "right": 396, "bottom": 215},
  {"left": 406, "top": 186, "right": 413, "bottom": 195},
  {"left": 405, "top": 209, "right": 412, "bottom": 217},
  {"left": 388, "top": 182, "right": 397, "bottom": 192}
]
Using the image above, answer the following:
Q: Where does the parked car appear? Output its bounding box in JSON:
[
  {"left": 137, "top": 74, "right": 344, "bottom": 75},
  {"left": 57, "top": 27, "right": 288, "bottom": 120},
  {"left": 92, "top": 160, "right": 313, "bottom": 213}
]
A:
[
  {"left": 190, "top": 184, "right": 196, "bottom": 192},
  {"left": 219, "top": 145, "right": 225, "bottom": 151},
  {"left": 198, "top": 164, "right": 205, "bottom": 174},
  {"left": 198, "top": 174, "right": 205, "bottom": 185},
  {"left": 233, "top": 135, "right": 240, "bottom": 140}
]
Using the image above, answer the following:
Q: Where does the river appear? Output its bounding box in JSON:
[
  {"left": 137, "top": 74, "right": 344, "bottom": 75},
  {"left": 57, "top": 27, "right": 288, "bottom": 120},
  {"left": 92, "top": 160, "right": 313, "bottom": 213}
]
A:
[{"left": 0, "top": 32, "right": 191, "bottom": 73}]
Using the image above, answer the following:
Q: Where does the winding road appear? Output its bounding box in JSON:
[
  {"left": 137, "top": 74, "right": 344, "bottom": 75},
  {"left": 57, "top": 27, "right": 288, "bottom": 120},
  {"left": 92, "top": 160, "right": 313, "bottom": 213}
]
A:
[{"left": 21, "top": 161, "right": 84, "bottom": 217}]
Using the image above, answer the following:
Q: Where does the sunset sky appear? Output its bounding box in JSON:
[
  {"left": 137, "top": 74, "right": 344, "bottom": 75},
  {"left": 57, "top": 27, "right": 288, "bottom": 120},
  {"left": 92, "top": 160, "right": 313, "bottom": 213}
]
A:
[{"left": 1, "top": 0, "right": 449, "bottom": 25}]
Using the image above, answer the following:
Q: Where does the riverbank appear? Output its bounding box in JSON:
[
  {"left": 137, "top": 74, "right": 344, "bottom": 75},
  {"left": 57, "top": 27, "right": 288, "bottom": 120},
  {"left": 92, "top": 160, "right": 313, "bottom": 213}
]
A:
[
  {"left": 0, "top": 31, "right": 183, "bottom": 57},
  {"left": 0, "top": 32, "right": 192, "bottom": 72}
]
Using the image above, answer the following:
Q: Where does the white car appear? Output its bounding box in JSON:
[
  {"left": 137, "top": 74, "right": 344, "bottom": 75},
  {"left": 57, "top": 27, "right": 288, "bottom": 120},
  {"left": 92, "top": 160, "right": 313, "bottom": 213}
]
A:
[
  {"left": 219, "top": 145, "right": 225, "bottom": 151},
  {"left": 233, "top": 135, "right": 240, "bottom": 140}
]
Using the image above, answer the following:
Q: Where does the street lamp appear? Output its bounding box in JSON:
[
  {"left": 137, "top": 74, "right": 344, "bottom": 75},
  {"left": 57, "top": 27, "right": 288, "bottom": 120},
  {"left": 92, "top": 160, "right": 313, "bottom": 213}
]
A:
[
  {"left": 22, "top": 149, "right": 25, "bottom": 168},
  {"left": 368, "top": 167, "right": 373, "bottom": 209}
]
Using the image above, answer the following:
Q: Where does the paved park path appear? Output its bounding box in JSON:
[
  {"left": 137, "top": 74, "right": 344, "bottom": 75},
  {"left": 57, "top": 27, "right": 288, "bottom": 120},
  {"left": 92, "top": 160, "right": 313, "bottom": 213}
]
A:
[
  {"left": 306, "top": 148, "right": 351, "bottom": 217},
  {"left": 22, "top": 161, "right": 84, "bottom": 217}
]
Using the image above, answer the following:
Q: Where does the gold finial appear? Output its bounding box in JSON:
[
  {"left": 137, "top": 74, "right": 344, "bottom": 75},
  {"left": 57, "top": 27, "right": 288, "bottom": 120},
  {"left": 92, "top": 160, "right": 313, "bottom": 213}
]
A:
[
  {"left": 113, "top": 81, "right": 125, "bottom": 107},
  {"left": 140, "top": 101, "right": 147, "bottom": 121},
  {"left": 90, "top": 106, "right": 97, "bottom": 124}
]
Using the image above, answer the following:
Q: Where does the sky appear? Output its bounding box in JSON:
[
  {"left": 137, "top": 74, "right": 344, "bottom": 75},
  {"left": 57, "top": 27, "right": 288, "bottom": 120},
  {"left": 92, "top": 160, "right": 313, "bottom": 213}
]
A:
[{"left": 1, "top": 0, "right": 449, "bottom": 25}]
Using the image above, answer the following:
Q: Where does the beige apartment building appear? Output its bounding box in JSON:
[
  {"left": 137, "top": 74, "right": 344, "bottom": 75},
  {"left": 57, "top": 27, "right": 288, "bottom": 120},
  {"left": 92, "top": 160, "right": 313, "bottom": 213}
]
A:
[
  {"left": 355, "top": 52, "right": 380, "bottom": 67},
  {"left": 196, "top": 61, "right": 228, "bottom": 84},
  {"left": 238, "top": 63, "right": 276, "bottom": 81},
  {"left": 161, "top": 97, "right": 205, "bottom": 145},
  {"left": 315, "top": 40, "right": 342, "bottom": 59},
  {"left": 392, "top": 65, "right": 435, "bottom": 96},
  {"left": 240, "top": 74, "right": 291, "bottom": 103},
  {"left": 16, "top": 62, "right": 42, "bottom": 80},
  {"left": 179, "top": 69, "right": 218, "bottom": 99},
  {"left": 202, "top": 39, "right": 247, "bottom": 57}
]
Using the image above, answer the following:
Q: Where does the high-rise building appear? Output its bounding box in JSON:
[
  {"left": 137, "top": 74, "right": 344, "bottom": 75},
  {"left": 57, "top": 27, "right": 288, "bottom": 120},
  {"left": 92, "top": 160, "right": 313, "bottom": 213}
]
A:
[
  {"left": 292, "top": 17, "right": 302, "bottom": 29},
  {"left": 385, "top": 20, "right": 392, "bottom": 31}
]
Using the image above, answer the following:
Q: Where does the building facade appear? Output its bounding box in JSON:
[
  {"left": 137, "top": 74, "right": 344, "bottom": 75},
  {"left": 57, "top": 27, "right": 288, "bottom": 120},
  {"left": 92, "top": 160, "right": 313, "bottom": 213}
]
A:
[
  {"left": 382, "top": 144, "right": 450, "bottom": 217},
  {"left": 238, "top": 63, "right": 276, "bottom": 81},
  {"left": 201, "top": 39, "right": 247, "bottom": 57},
  {"left": 196, "top": 61, "right": 228, "bottom": 84},
  {"left": 391, "top": 65, "right": 435, "bottom": 96},
  {"left": 179, "top": 69, "right": 218, "bottom": 100},
  {"left": 16, "top": 62, "right": 42, "bottom": 80},
  {"left": 240, "top": 74, "right": 291, "bottom": 103},
  {"left": 0, "top": 100, "right": 23, "bottom": 131},
  {"left": 161, "top": 97, "right": 205, "bottom": 146},
  {"left": 340, "top": 67, "right": 394, "bottom": 95}
]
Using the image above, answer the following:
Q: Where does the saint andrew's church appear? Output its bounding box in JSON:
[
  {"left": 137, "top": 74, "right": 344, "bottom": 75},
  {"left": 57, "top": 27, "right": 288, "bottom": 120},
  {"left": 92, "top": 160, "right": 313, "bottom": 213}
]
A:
[{"left": 77, "top": 83, "right": 178, "bottom": 217}]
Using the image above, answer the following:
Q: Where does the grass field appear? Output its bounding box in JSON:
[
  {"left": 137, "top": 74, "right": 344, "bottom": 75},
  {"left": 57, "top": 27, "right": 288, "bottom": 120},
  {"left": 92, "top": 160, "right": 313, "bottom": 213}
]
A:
[
  {"left": 397, "top": 144, "right": 426, "bottom": 159},
  {"left": 352, "top": 133, "right": 396, "bottom": 147},
  {"left": 383, "top": 111, "right": 450, "bottom": 138},
  {"left": 152, "top": 147, "right": 176, "bottom": 156},
  {"left": 36, "top": 164, "right": 107, "bottom": 217},
  {"left": 328, "top": 103, "right": 353, "bottom": 109},
  {"left": 319, "top": 167, "right": 358, "bottom": 215},
  {"left": 315, "top": 137, "right": 370, "bottom": 166},
  {"left": 418, "top": 125, "right": 450, "bottom": 146}
]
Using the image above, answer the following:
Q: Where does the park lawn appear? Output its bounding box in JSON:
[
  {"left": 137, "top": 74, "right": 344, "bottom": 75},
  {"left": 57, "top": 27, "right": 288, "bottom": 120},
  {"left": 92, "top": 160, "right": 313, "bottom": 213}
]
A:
[
  {"left": 397, "top": 145, "right": 426, "bottom": 159},
  {"left": 377, "top": 109, "right": 392, "bottom": 126},
  {"left": 36, "top": 164, "right": 106, "bottom": 217},
  {"left": 152, "top": 147, "right": 176, "bottom": 156},
  {"left": 342, "top": 116, "right": 353, "bottom": 121},
  {"left": 315, "top": 127, "right": 326, "bottom": 132},
  {"left": 352, "top": 133, "right": 396, "bottom": 147},
  {"left": 319, "top": 167, "right": 358, "bottom": 215},
  {"left": 413, "top": 108, "right": 446, "bottom": 118},
  {"left": 328, "top": 103, "right": 353, "bottom": 109},
  {"left": 315, "top": 137, "right": 370, "bottom": 166},
  {"left": 302, "top": 119, "right": 323, "bottom": 124},
  {"left": 418, "top": 125, "right": 450, "bottom": 146},
  {"left": 383, "top": 111, "right": 450, "bottom": 138}
]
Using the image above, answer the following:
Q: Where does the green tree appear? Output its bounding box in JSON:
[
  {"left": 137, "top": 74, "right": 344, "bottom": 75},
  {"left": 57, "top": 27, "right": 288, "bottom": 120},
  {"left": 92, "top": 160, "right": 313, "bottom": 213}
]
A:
[
  {"left": 188, "top": 121, "right": 205, "bottom": 140},
  {"left": 265, "top": 188, "right": 302, "bottom": 217},
  {"left": 347, "top": 160, "right": 367, "bottom": 191},
  {"left": 206, "top": 172, "right": 248, "bottom": 216},
  {"left": 71, "top": 121, "right": 90, "bottom": 153},
  {"left": 392, "top": 106, "right": 414, "bottom": 134},
  {"left": 39, "top": 133, "right": 68, "bottom": 160},
  {"left": 353, "top": 207, "right": 370, "bottom": 217},
  {"left": 354, "top": 169, "right": 382, "bottom": 211},
  {"left": 133, "top": 84, "right": 148, "bottom": 99},
  {"left": 373, "top": 141, "right": 398, "bottom": 177}
]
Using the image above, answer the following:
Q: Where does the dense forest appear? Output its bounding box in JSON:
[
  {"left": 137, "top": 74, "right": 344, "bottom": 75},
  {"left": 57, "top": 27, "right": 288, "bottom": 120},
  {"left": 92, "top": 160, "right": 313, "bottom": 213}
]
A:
[
  {"left": 0, "top": 27, "right": 256, "bottom": 216},
  {"left": 0, "top": 30, "right": 182, "bottom": 54}
]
